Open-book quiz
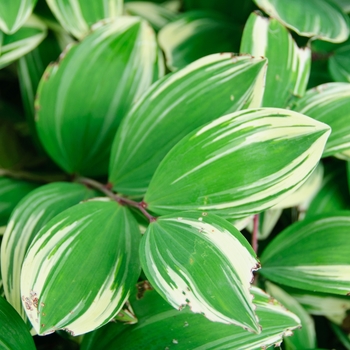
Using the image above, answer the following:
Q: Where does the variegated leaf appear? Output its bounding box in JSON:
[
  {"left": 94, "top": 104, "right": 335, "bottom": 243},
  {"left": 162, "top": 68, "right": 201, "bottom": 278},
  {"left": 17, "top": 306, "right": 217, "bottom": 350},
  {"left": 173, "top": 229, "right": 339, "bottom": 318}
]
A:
[
  {"left": 46, "top": 0, "right": 123, "bottom": 40},
  {"left": 109, "top": 53, "right": 267, "bottom": 196},
  {"left": 36, "top": 17, "right": 163, "bottom": 177},
  {"left": 81, "top": 284, "right": 301, "bottom": 350},
  {"left": 292, "top": 82, "right": 350, "bottom": 158},
  {"left": 0, "top": 0, "right": 38, "bottom": 34},
  {"left": 265, "top": 282, "right": 317, "bottom": 350},
  {"left": 21, "top": 200, "right": 141, "bottom": 336},
  {"left": 158, "top": 11, "right": 241, "bottom": 70},
  {"left": 260, "top": 213, "right": 350, "bottom": 295},
  {"left": 328, "top": 34, "right": 350, "bottom": 83},
  {"left": 139, "top": 211, "right": 261, "bottom": 332},
  {"left": 144, "top": 108, "right": 330, "bottom": 219},
  {"left": 240, "top": 12, "right": 311, "bottom": 107},
  {"left": 0, "top": 15, "right": 47, "bottom": 70},
  {"left": 1, "top": 182, "right": 96, "bottom": 328},
  {"left": 254, "top": 0, "right": 350, "bottom": 43}
]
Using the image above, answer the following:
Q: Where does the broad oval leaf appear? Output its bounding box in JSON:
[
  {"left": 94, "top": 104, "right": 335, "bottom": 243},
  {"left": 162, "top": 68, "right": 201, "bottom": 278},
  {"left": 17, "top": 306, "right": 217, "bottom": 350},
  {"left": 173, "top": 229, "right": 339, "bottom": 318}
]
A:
[
  {"left": 0, "top": 177, "right": 38, "bottom": 226},
  {"left": 21, "top": 200, "right": 141, "bottom": 335},
  {"left": 0, "top": 297, "right": 36, "bottom": 350},
  {"left": 35, "top": 17, "right": 163, "bottom": 177},
  {"left": 0, "top": 0, "right": 38, "bottom": 34},
  {"left": 81, "top": 284, "right": 301, "bottom": 350},
  {"left": 109, "top": 53, "right": 267, "bottom": 196},
  {"left": 260, "top": 212, "right": 350, "bottom": 295},
  {"left": 139, "top": 211, "right": 260, "bottom": 332},
  {"left": 254, "top": 0, "right": 350, "bottom": 43},
  {"left": 240, "top": 12, "right": 311, "bottom": 107},
  {"left": 158, "top": 11, "right": 241, "bottom": 70},
  {"left": 46, "top": 0, "right": 123, "bottom": 40},
  {"left": 1, "top": 182, "right": 96, "bottom": 327},
  {"left": 292, "top": 82, "right": 350, "bottom": 158},
  {"left": 0, "top": 15, "right": 47, "bottom": 70},
  {"left": 144, "top": 108, "right": 331, "bottom": 219}
]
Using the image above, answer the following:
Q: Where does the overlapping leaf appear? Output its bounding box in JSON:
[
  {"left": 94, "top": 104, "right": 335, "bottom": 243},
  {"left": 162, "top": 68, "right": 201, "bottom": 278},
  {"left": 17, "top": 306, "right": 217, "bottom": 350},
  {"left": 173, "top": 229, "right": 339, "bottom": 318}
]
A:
[
  {"left": 109, "top": 53, "right": 267, "bottom": 196},
  {"left": 81, "top": 284, "right": 301, "bottom": 350},
  {"left": 292, "top": 82, "right": 350, "bottom": 158},
  {"left": 0, "top": 297, "right": 36, "bottom": 350},
  {"left": 158, "top": 11, "right": 241, "bottom": 70},
  {"left": 260, "top": 212, "right": 350, "bottom": 295},
  {"left": 329, "top": 42, "right": 350, "bottom": 83},
  {"left": 240, "top": 12, "right": 311, "bottom": 107},
  {"left": 139, "top": 211, "right": 260, "bottom": 331},
  {"left": 21, "top": 199, "right": 141, "bottom": 335},
  {"left": 0, "top": 15, "right": 47, "bottom": 70},
  {"left": 36, "top": 17, "right": 163, "bottom": 176},
  {"left": 144, "top": 108, "right": 330, "bottom": 219},
  {"left": 46, "top": 0, "right": 123, "bottom": 39},
  {"left": 254, "top": 0, "right": 350, "bottom": 43},
  {"left": 0, "top": 0, "right": 38, "bottom": 34},
  {"left": 1, "top": 182, "right": 96, "bottom": 327}
]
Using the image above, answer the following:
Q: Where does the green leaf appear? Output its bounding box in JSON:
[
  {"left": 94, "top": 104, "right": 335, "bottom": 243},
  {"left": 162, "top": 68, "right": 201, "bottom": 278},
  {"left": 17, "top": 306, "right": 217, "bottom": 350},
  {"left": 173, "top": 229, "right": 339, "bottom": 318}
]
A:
[
  {"left": 0, "top": 297, "right": 36, "bottom": 350},
  {"left": 292, "top": 82, "right": 350, "bottom": 158},
  {"left": 265, "top": 282, "right": 317, "bottom": 350},
  {"left": 1, "top": 182, "right": 96, "bottom": 328},
  {"left": 254, "top": 0, "right": 350, "bottom": 43},
  {"left": 144, "top": 108, "right": 330, "bottom": 219},
  {"left": 108, "top": 53, "right": 267, "bottom": 196},
  {"left": 83, "top": 283, "right": 301, "bottom": 350},
  {"left": 240, "top": 12, "right": 311, "bottom": 107},
  {"left": 331, "top": 323, "right": 350, "bottom": 349},
  {"left": 46, "top": 0, "right": 123, "bottom": 40},
  {"left": 124, "top": 1, "right": 178, "bottom": 31},
  {"left": 331, "top": 0, "right": 350, "bottom": 13},
  {"left": 139, "top": 211, "right": 260, "bottom": 331},
  {"left": 158, "top": 11, "right": 241, "bottom": 70},
  {"left": 35, "top": 17, "right": 163, "bottom": 177},
  {"left": 260, "top": 212, "right": 350, "bottom": 295},
  {"left": 329, "top": 42, "right": 350, "bottom": 82},
  {"left": 21, "top": 199, "right": 141, "bottom": 335},
  {"left": 0, "top": 177, "right": 38, "bottom": 226},
  {"left": 0, "top": 0, "right": 38, "bottom": 34},
  {"left": 0, "top": 15, "right": 47, "bottom": 70}
]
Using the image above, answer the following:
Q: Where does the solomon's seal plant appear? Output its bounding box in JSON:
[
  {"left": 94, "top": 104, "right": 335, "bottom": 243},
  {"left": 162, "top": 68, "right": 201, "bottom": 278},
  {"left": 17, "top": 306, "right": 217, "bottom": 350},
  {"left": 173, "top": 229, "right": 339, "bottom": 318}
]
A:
[{"left": 0, "top": 0, "right": 350, "bottom": 349}]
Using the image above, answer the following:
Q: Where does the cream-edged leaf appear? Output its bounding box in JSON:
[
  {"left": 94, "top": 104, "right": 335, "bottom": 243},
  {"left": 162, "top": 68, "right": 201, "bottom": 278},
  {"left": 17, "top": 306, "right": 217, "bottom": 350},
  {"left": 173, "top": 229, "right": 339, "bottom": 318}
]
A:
[
  {"left": 109, "top": 53, "right": 267, "bottom": 196},
  {"left": 139, "top": 211, "right": 261, "bottom": 332},
  {"left": 144, "top": 108, "right": 330, "bottom": 219}
]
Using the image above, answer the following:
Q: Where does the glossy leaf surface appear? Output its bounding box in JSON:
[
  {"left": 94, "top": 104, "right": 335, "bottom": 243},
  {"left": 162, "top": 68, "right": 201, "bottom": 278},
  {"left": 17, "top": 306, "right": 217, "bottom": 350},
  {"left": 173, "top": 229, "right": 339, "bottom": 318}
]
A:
[
  {"left": 260, "top": 213, "right": 350, "bottom": 295},
  {"left": 240, "top": 12, "right": 311, "bottom": 107},
  {"left": 292, "top": 82, "right": 350, "bottom": 158},
  {"left": 0, "top": 0, "right": 38, "bottom": 34},
  {"left": 254, "top": 0, "right": 350, "bottom": 43},
  {"left": 0, "top": 297, "right": 36, "bottom": 350},
  {"left": 158, "top": 11, "right": 241, "bottom": 70},
  {"left": 109, "top": 53, "right": 267, "bottom": 196},
  {"left": 21, "top": 200, "right": 141, "bottom": 335},
  {"left": 46, "top": 0, "right": 123, "bottom": 39},
  {"left": 1, "top": 182, "right": 96, "bottom": 326},
  {"left": 82, "top": 284, "right": 301, "bottom": 350},
  {"left": 144, "top": 108, "right": 330, "bottom": 219},
  {"left": 0, "top": 15, "right": 47, "bottom": 70},
  {"left": 139, "top": 211, "right": 260, "bottom": 331},
  {"left": 36, "top": 17, "right": 162, "bottom": 176}
]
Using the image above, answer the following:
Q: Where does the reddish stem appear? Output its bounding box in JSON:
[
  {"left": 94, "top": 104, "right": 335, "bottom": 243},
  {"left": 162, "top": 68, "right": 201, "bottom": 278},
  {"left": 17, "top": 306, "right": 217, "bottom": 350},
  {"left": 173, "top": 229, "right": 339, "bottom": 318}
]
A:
[{"left": 252, "top": 214, "right": 259, "bottom": 254}]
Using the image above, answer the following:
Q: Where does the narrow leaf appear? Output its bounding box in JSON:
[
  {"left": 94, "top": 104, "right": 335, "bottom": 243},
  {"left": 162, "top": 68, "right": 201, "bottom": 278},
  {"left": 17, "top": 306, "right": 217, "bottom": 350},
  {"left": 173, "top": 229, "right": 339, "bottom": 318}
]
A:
[
  {"left": 144, "top": 108, "right": 330, "bottom": 219},
  {"left": 240, "top": 12, "right": 311, "bottom": 107},
  {"left": 109, "top": 53, "right": 267, "bottom": 196},
  {"left": 46, "top": 0, "right": 123, "bottom": 40},
  {"left": 254, "top": 0, "right": 350, "bottom": 43},
  {"left": 21, "top": 200, "right": 141, "bottom": 335},
  {"left": 260, "top": 212, "right": 350, "bottom": 295},
  {"left": 35, "top": 17, "right": 163, "bottom": 176},
  {"left": 1, "top": 182, "right": 96, "bottom": 327},
  {"left": 139, "top": 211, "right": 260, "bottom": 331},
  {"left": 292, "top": 82, "right": 350, "bottom": 158}
]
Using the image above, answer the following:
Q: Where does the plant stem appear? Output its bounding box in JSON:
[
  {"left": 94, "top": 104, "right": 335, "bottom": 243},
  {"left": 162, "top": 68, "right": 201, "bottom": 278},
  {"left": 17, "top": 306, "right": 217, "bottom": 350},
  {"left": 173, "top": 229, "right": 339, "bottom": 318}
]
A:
[
  {"left": 0, "top": 168, "right": 69, "bottom": 183},
  {"left": 252, "top": 214, "right": 259, "bottom": 254},
  {"left": 76, "top": 176, "right": 157, "bottom": 223}
]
